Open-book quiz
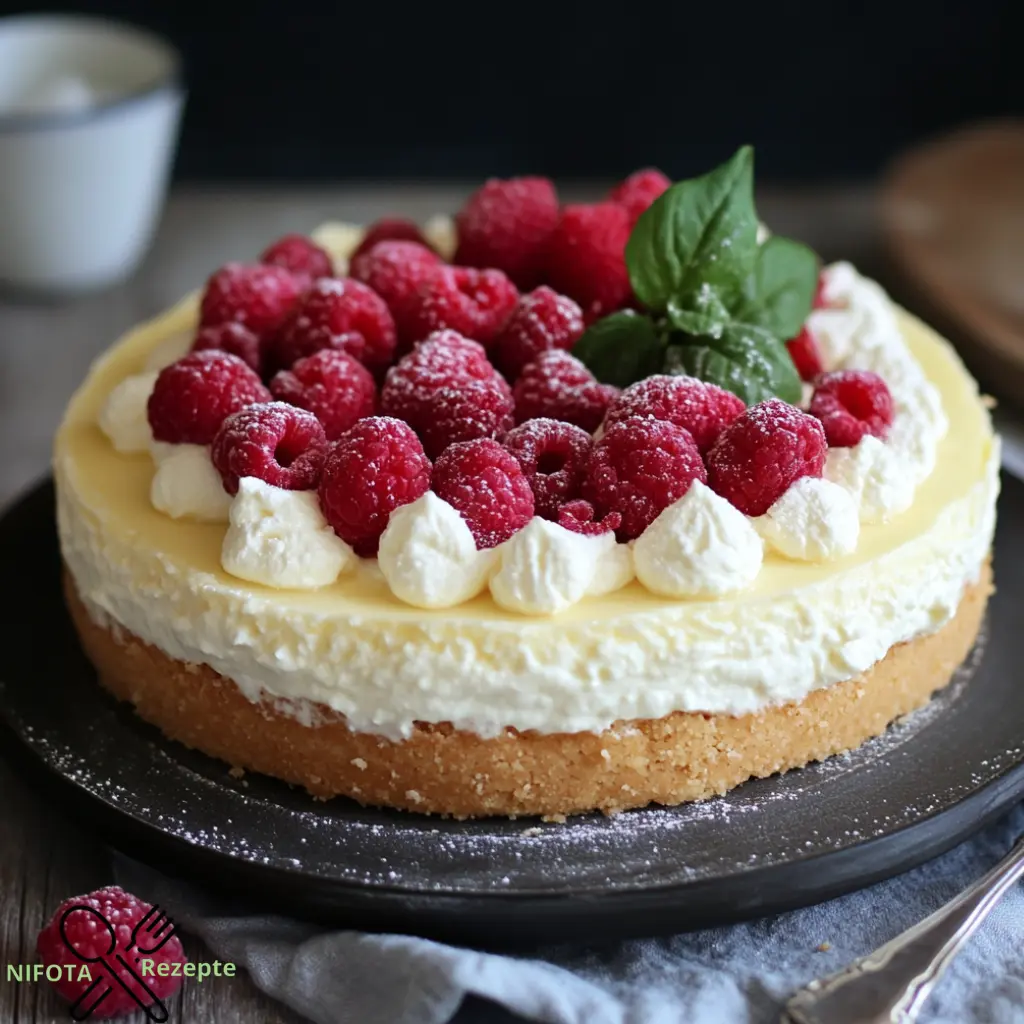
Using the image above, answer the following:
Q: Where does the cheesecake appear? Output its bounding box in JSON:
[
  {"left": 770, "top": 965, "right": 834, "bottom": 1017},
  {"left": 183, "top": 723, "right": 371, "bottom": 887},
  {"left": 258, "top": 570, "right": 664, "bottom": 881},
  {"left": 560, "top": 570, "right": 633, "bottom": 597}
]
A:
[{"left": 55, "top": 153, "right": 999, "bottom": 818}]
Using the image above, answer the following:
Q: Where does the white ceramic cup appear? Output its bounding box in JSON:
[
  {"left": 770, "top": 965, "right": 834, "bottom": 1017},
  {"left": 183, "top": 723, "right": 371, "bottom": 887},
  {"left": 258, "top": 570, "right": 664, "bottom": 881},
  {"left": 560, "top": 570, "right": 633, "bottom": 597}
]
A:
[{"left": 0, "top": 15, "right": 184, "bottom": 293}]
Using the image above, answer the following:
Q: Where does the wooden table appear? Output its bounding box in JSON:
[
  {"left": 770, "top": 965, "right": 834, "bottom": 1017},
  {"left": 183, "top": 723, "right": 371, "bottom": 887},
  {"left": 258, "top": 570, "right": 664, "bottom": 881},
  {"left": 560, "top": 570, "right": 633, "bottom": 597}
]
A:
[{"left": 0, "top": 183, "right": 975, "bottom": 1023}]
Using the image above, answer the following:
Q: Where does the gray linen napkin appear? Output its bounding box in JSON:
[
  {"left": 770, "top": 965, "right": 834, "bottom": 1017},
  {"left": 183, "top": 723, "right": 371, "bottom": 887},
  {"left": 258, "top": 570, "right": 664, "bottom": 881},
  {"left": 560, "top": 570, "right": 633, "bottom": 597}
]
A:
[{"left": 115, "top": 802, "right": 1024, "bottom": 1024}]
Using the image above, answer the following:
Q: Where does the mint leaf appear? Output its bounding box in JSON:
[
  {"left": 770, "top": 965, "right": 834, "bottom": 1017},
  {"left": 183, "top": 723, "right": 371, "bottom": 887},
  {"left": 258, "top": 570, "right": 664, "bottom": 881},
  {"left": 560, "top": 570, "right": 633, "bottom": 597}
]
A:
[
  {"left": 573, "top": 311, "right": 665, "bottom": 388},
  {"left": 667, "top": 289, "right": 730, "bottom": 338},
  {"left": 667, "top": 322, "right": 802, "bottom": 406},
  {"left": 626, "top": 146, "right": 758, "bottom": 314},
  {"left": 737, "top": 235, "right": 818, "bottom": 339}
]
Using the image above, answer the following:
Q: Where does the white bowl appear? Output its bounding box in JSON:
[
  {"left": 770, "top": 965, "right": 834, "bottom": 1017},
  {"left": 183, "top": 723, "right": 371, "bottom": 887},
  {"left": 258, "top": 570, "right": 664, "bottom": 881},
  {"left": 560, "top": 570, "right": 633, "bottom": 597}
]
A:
[{"left": 0, "top": 15, "right": 184, "bottom": 293}]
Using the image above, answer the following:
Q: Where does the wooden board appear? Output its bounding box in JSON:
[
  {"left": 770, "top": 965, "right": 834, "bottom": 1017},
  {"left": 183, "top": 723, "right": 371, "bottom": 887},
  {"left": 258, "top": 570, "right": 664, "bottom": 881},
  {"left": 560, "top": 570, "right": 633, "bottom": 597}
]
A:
[{"left": 882, "top": 119, "right": 1024, "bottom": 405}]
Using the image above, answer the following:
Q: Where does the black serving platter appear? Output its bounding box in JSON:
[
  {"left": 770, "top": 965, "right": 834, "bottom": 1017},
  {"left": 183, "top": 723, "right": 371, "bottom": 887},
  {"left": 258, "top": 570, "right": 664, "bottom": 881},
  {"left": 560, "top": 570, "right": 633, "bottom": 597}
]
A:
[{"left": 1, "top": 475, "right": 1022, "bottom": 947}]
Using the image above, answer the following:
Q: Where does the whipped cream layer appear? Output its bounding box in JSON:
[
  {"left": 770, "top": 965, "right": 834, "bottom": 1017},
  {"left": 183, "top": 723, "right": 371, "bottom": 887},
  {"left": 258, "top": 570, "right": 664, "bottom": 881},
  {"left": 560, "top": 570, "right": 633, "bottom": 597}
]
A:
[{"left": 56, "top": 285, "right": 999, "bottom": 739}]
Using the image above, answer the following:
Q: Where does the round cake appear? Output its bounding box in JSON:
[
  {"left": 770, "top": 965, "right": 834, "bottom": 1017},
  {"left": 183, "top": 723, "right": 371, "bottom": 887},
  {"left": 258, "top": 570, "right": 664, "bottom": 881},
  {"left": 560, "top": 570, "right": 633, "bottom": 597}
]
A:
[{"left": 55, "top": 154, "right": 1000, "bottom": 819}]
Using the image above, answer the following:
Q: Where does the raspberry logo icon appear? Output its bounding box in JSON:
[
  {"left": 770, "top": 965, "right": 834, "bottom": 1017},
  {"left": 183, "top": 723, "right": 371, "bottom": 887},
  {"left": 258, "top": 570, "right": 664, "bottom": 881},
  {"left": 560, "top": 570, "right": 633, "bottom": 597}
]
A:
[{"left": 36, "top": 886, "right": 187, "bottom": 1020}]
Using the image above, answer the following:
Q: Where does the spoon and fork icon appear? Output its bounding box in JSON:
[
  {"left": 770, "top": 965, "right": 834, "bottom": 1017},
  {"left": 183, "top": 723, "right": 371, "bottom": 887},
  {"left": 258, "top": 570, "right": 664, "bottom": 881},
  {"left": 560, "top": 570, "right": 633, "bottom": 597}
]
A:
[{"left": 59, "top": 903, "right": 178, "bottom": 1022}]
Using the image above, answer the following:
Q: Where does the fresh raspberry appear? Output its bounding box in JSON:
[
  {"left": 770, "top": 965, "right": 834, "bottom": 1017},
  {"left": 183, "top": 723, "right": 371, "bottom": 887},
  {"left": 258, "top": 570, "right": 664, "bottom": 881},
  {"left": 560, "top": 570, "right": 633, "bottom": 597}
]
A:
[
  {"left": 581, "top": 418, "right": 706, "bottom": 541},
  {"left": 385, "top": 330, "right": 495, "bottom": 393},
  {"left": 604, "top": 374, "right": 746, "bottom": 454},
  {"left": 350, "top": 218, "right": 433, "bottom": 262},
  {"left": 431, "top": 438, "right": 534, "bottom": 548},
  {"left": 809, "top": 370, "right": 894, "bottom": 447},
  {"left": 270, "top": 349, "right": 377, "bottom": 440},
  {"left": 404, "top": 265, "right": 519, "bottom": 349},
  {"left": 513, "top": 350, "right": 619, "bottom": 433},
  {"left": 348, "top": 240, "right": 443, "bottom": 345},
  {"left": 191, "top": 321, "right": 262, "bottom": 373},
  {"left": 493, "top": 286, "right": 585, "bottom": 379},
  {"left": 706, "top": 398, "right": 827, "bottom": 516},
  {"left": 212, "top": 401, "right": 327, "bottom": 495},
  {"left": 502, "top": 418, "right": 593, "bottom": 520},
  {"left": 453, "top": 176, "right": 559, "bottom": 289},
  {"left": 259, "top": 233, "right": 334, "bottom": 284},
  {"left": 557, "top": 499, "right": 622, "bottom": 537},
  {"left": 544, "top": 202, "right": 633, "bottom": 322},
  {"left": 318, "top": 417, "right": 432, "bottom": 555},
  {"left": 36, "top": 885, "right": 186, "bottom": 1018},
  {"left": 269, "top": 277, "right": 397, "bottom": 375},
  {"left": 381, "top": 331, "right": 493, "bottom": 420},
  {"left": 417, "top": 377, "right": 514, "bottom": 459},
  {"left": 813, "top": 272, "right": 828, "bottom": 309},
  {"left": 147, "top": 351, "right": 271, "bottom": 445},
  {"left": 786, "top": 326, "right": 825, "bottom": 381},
  {"left": 199, "top": 262, "right": 303, "bottom": 339},
  {"left": 380, "top": 331, "right": 509, "bottom": 454},
  {"left": 349, "top": 240, "right": 441, "bottom": 292},
  {"left": 608, "top": 168, "right": 671, "bottom": 225}
]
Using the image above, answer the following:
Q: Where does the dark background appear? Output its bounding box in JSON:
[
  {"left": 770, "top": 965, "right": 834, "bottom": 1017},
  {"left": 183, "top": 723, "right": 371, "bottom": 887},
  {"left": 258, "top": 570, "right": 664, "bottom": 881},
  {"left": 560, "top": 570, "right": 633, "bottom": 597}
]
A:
[{"left": 6, "top": 0, "right": 1021, "bottom": 182}]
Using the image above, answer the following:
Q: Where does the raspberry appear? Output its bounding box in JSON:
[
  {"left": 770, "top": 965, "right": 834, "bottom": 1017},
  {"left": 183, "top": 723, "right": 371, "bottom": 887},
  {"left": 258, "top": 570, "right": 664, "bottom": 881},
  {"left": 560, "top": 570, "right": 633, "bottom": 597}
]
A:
[
  {"left": 813, "top": 272, "right": 828, "bottom": 309},
  {"left": 212, "top": 401, "right": 327, "bottom": 495},
  {"left": 381, "top": 331, "right": 494, "bottom": 419},
  {"left": 604, "top": 374, "right": 746, "bottom": 454},
  {"left": 706, "top": 398, "right": 827, "bottom": 516},
  {"left": 348, "top": 240, "right": 443, "bottom": 345},
  {"left": 544, "top": 202, "right": 633, "bottom": 322},
  {"left": 318, "top": 417, "right": 431, "bottom": 555},
  {"left": 581, "top": 418, "right": 706, "bottom": 541},
  {"left": 270, "top": 349, "right": 377, "bottom": 440},
  {"left": 493, "top": 286, "right": 585, "bottom": 380},
  {"left": 350, "top": 218, "right": 433, "bottom": 262},
  {"left": 431, "top": 438, "right": 534, "bottom": 548},
  {"left": 417, "top": 376, "right": 514, "bottom": 459},
  {"left": 381, "top": 331, "right": 509, "bottom": 455},
  {"left": 270, "top": 277, "right": 397, "bottom": 374},
  {"left": 453, "top": 176, "right": 559, "bottom": 289},
  {"left": 148, "top": 351, "right": 271, "bottom": 445},
  {"left": 513, "top": 350, "right": 619, "bottom": 433},
  {"left": 36, "top": 885, "right": 186, "bottom": 1018},
  {"left": 259, "top": 233, "right": 333, "bottom": 284},
  {"left": 557, "top": 499, "right": 622, "bottom": 537},
  {"left": 191, "top": 321, "right": 262, "bottom": 373},
  {"left": 608, "top": 168, "right": 671, "bottom": 225},
  {"left": 387, "top": 330, "right": 496, "bottom": 390},
  {"left": 809, "top": 370, "right": 894, "bottom": 447},
  {"left": 199, "top": 262, "right": 303, "bottom": 339},
  {"left": 502, "top": 418, "right": 593, "bottom": 520},
  {"left": 404, "top": 265, "right": 519, "bottom": 348},
  {"left": 786, "top": 326, "right": 825, "bottom": 381}
]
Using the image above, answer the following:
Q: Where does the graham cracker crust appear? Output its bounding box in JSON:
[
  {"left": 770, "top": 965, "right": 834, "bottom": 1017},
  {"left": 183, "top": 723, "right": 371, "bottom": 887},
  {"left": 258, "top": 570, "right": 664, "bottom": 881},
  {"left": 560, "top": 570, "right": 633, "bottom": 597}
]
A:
[{"left": 64, "top": 564, "right": 991, "bottom": 819}]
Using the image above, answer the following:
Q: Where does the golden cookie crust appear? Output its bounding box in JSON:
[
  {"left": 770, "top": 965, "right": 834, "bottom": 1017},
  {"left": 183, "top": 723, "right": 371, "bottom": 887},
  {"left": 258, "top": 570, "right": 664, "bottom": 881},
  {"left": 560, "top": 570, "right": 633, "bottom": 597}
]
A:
[{"left": 65, "top": 564, "right": 991, "bottom": 819}]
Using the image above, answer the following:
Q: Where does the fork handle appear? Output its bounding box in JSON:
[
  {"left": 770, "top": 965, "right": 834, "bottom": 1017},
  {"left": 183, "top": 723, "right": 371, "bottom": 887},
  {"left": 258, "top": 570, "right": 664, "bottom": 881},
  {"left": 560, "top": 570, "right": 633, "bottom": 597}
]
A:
[{"left": 782, "top": 834, "right": 1024, "bottom": 1024}]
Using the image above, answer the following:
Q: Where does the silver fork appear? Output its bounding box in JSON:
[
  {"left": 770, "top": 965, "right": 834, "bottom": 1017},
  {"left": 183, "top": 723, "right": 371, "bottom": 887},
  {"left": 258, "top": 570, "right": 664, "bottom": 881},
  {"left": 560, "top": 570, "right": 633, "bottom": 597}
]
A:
[{"left": 782, "top": 833, "right": 1024, "bottom": 1024}]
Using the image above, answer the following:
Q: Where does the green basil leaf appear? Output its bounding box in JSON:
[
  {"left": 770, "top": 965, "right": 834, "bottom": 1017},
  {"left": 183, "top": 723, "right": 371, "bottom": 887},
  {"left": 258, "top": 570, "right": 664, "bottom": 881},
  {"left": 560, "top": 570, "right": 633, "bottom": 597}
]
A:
[
  {"left": 667, "top": 290, "right": 730, "bottom": 338},
  {"left": 572, "top": 310, "right": 666, "bottom": 388},
  {"left": 662, "top": 344, "right": 689, "bottom": 376},
  {"left": 626, "top": 145, "right": 758, "bottom": 313},
  {"left": 668, "top": 322, "right": 802, "bottom": 406},
  {"left": 737, "top": 235, "right": 818, "bottom": 339}
]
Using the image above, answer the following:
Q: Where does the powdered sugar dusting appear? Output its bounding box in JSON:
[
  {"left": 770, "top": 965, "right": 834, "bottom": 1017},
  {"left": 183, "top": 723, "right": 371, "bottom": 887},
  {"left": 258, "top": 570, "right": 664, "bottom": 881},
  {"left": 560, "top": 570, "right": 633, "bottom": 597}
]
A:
[
  {"left": 502, "top": 418, "right": 593, "bottom": 521},
  {"left": 380, "top": 332, "right": 506, "bottom": 455},
  {"left": 513, "top": 350, "right": 618, "bottom": 434},
  {"left": 605, "top": 374, "right": 746, "bottom": 453},
  {"left": 5, "top": 618, "right": 1009, "bottom": 898},
  {"left": 493, "top": 286, "right": 584, "bottom": 378}
]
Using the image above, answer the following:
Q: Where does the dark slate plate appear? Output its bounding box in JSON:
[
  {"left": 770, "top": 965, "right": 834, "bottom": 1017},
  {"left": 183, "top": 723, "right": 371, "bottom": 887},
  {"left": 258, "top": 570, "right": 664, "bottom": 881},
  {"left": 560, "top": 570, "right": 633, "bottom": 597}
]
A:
[{"left": 1, "top": 476, "right": 1022, "bottom": 947}]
